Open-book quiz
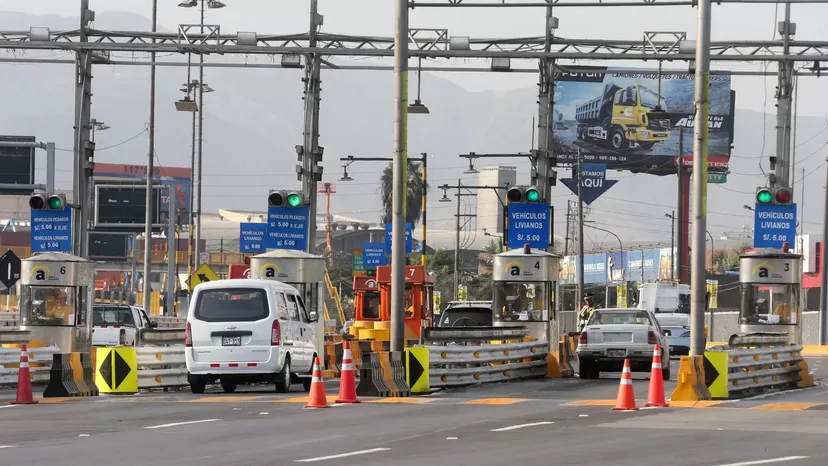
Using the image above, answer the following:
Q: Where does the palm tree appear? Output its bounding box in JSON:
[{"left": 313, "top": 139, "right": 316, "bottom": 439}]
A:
[{"left": 379, "top": 161, "right": 428, "bottom": 226}]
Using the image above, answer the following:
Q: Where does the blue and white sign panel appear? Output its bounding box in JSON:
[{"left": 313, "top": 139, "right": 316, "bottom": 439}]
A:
[
  {"left": 561, "top": 163, "right": 618, "bottom": 205},
  {"left": 753, "top": 203, "right": 797, "bottom": 249},
  {"left": 266, "top": 206, "right": 309, "bottom": 251},
  {"left": 363, "top": 242, "right": 387, "bottom": 268},
  {"left": 507, "top": 203, "right": 551, "bottom": 250},
  {"left": 239, "top": 223, "right": 266, "bottom": 253},
  {"left": 385, "top": 223, "right": 413, "bottom": 255},
  {"left": 31, "top": 207, "right": 73, "bottom": 253}
]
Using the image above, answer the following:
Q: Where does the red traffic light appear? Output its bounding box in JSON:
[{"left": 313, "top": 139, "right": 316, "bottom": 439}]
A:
[{"left": 774, "top": 188, "right": 792, "bottom": 204}]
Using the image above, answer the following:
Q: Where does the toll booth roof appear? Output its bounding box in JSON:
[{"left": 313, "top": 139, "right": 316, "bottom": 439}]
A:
[
  {"left": 495, "top": 248, "right": 561, "bottom": 258},
  {"left": 740, "top": 249, "right": 802, "bottom": 259},
  {"left": 251, "top": 250, "right": 324, "bottom": 260},
  {"left": 25, "top": 252, "right": 93, "bottom": 263}
]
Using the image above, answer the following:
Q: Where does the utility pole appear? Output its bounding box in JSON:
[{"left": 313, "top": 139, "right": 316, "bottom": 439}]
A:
[
  {"left": 676, "top": 128, "right": 686, "bottom": 283},
  {"left": 166, "top": 187, "right": 176, "bottom": 316},
  {"left": 690, "top": 0, "right": 712, "bottom": 357},
  {"left": 454, "top": 179, "right": 462, "bottom": 299},
  {"left": 775, "top": 4, "right": 795, "bottom": 190},
  {"left": 420, "top": 154, "right": 428, "bottom": 267},
  {"left": 73, "top": 0, "right": 94, "bottom": 257},
  {"left": 534, "top": 4, "right": 558, "bottom": 230},
  {"left": 577, "top": 149, "right": 585, "bottom": 305},
  {"left": 564, "top": 200, "right": 571, "bottom": 256},
  {"left": 670, "top": 210, "right": 675, "bottom": 280},
  {"left": 194, "top": 0, "right": 206, "bottom": 268},
  {"left": 820, "top": 155, "right": 828, "bottom": 345},
  {"left": 142, "top": 0, "right": 158, "bottom": 310},
  {"left": 302, "top": 0, "right": 323, "bottom": 254},
  {"left": 317, "top": 182, "right": 335, "bottom": 262},
  {"left": 390, "top": 0, "right": 409, "bottom": 352}
]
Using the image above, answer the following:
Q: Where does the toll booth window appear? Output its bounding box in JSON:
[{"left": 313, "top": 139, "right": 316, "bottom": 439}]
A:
[
  {"left": 494, "top": 282, "right": 548, "bottom": 322},
  {"left": 194, "top": 288, "right": 268, "bottom": 322},
  {"left": 362, "top": 293, "right": 380, "bottom": 320},
  {"left": 739, "top": 284, "right": 799, "bottom": 325},
  {"left": 404, "top": 287, "right": 414, "bottom": 318},
  {"left": 23, "top": 286, "right": 77, "bottom": 327}
]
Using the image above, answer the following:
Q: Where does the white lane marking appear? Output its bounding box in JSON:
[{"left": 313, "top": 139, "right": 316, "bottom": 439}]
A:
[
  {"left": 0, "top": 446, "right": 15, "bottom": 449},
  {"left": 295, "top": 448, "right": 391, "bottom": 463},
  {"left": 713, "top": 456, "right": 809, "bottom": 466},
  {"left": 144, "top": 419, "right": 221, "bottom": 429},
  {"left": 0, "top": 405, "right": 20, "bottom": 409},
  {"left": 78, "top": 434, "right": 90, "bottom": 437},
  {"left": 446, "top": 437, "right": 458, "bottom": 440},
  {"left": 490, "top": 421, "right": 554, "bottom": 432}
]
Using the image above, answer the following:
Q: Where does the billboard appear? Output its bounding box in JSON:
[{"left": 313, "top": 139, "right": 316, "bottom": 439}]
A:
[
  {"left": 560, "top": 248, "right": 671, "bottom": 285},
  {"left": 93, "top": 163, "right": 191, "bottom": 216},
  {"left": 626, "top": 249, "right": 661, "bottom": 282},
  {"left": 552, "top": 66, "right": 734, "bottom": 174},
  {"left": 0, "top": 135, "right": 36, "bottom": 195},
  {"left": 93, "top": 184, "right": 163, "bottom": 229}
]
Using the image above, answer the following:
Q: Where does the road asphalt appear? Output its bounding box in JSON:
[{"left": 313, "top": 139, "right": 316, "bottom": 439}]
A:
[{"left": 0, "top": 358, "right": 825, "bottom": 466}]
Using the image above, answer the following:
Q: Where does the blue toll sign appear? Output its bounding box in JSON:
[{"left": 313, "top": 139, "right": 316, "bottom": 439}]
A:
[
  {"left": 239, "top": 223, "right": 266, "bottom": 253},
  {"left": 31, "top": 207, "right": 73, "bottom": 253},
  {"left": 507, "top": 203, "right": 551, "bottom": 250},
  {"left": 561, "top": 163, "right": 618, "bottom": 205},
  {"left": 753, "top": 203, "right": 797, "bottom": 249},
  {"left": 362, "top": 242, "right": 387, "bottom": 269},
  {"left": 385, "top": 223, "right": 413, "bottom": 255},
  {"left": 266, "top": 205, "right": 309, "bottom": 251}
]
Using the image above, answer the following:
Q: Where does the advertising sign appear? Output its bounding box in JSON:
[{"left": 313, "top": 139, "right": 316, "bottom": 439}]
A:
[
  {"left": 606, "top": 251, "right": 627, "bottom": 283},
  {"left": 0, "top": 135, "right": 35, "bottom": 195},
  {"left": 657, "top": 247, "right": 677, "bottom": 280},
  {"left": 93, "top": 163, "right": 192, "bottom": 216},
  {"left": 239, "top": 223, "right": 266, "bottom": 253},
  {"left": 507, "top": 203, "right": 551, "bottom": 249},
  {"left": 753, "top": 203, "right": 797, "bottom": 249},
  {"left": 351, "top": 249, "right": 366, "bottom": 276},
  {"left": 363, "top": 243, "right": 387, "bottom": 269},
  {"left": 616, "top": 285, "right": 628, "bottom": 308},
  {"left": 552, "top": 66, "right": 734, "bottom": 174},
  {"left": 626, "top": 249, "right": 660, "bottom": 282},
  {"left": 384, "top": 223, "right": 413, "bottom": 255},
  {"left": 578, "top": 253, "right": 607, "bottom": 284},
  {"left": 561, "top": 163, "right": 618, "bottom": 205},
  {"left": 31, "top": 207, "right": 73, "bottom": 253},
  {"left": 266, "top": 206, "right": 309, "bottom": 251}
]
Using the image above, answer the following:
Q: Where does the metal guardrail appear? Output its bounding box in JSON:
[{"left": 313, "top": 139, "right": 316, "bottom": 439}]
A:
[
  {"left": 420, "top": 340, "right": 548, "bottom": 388},
  {"left": 0, "top": 346, "right": 60, "bottom": 384},
  {"left": 136, "top": 328, "right": 186, "bottom": 346},
  {"left": 422, "top": 326, "right": 529, "bottom": 343},
  {"left": 0, "top": 312, "right": 187, "bottom": 329},
  {"left": 0, "top": 329, "right": 32, "bottom": 343},
  {"left": 136, "top": 346, "right": 187, "bottom": 389},
  {"left": 706, "top": 338, "right": 805, "bottom": 398}
]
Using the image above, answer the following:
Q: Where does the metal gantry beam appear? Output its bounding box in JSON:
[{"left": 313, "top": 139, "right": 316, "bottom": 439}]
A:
[
  {"left": 410, "top": 0, "right": 828, "bottom": 6},
  {"left": 2, "top": 30, "right": 828, "bottom": 63}
]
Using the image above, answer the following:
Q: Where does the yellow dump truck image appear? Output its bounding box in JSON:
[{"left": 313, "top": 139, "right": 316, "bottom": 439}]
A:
[{"left": 575, "top": 83, "right": 671, "bottom": 150}]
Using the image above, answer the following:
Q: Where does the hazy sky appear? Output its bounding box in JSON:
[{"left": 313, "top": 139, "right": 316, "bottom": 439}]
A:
[{"left": 4, "top": 0, "right": 828, "bottom": 116}]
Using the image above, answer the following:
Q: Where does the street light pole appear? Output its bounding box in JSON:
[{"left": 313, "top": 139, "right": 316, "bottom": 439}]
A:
[
  {"left": 142, "top": 0, "right": 158, "bottom": 311},
  {"left": 194, "top": 0, "right": 206, "bottom": 268},
  {"left": 390, "top": 0, "right": 409, "bottom": 352}
]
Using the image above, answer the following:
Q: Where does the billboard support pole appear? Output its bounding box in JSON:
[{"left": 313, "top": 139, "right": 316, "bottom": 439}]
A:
[
  {"left": 775, "top": 3, "right": 795, "bottom": 190},
  {"left": 577, "top": 149, "right": 585, "bottom": 307},
  {"left": 142, "top": 0, "right": 158, "bottom": 312},
  {"left": 690, "top": 0, "right": 711, "bottom": 357},
  {"left": 535, "top": 3, "right": 556, "bottom": 227},
  {"left": 820, "top": 155, "right": 828, "bottom": 345},
  {"left": 167, "top": 187, "right": 176, "bottom": 317},
  {"left": 676, "top": 128, "right": 685, "bottom": 283}
]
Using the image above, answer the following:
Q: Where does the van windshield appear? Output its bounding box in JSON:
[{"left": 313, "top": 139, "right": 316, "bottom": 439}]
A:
[{"left": 194, "top": 288, "right": 269, "bottom": 322}]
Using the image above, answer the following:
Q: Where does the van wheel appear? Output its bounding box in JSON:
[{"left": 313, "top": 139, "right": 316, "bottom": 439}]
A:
[
  {"left": 188, "top": 374, "right": 206, "bottom": 394},
  {"left": 220, "top": 379, "right": 237, "bottom": 394},
  {"left": 275, "top": 357, "right": 291, "bottom": 393},
  {"left": 303, "top": 354, "right": 317, "bottom": 391}
]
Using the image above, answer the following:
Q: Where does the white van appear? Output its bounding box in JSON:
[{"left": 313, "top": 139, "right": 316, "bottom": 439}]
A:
[{"left": 184, "top": 279, "right": 320, "bottom": 394}]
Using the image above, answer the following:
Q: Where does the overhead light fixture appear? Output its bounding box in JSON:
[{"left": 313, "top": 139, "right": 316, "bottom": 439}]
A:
[
  {"left": 408, "top": 100, "right": 430, "bottom": 114},
  {"left": 281, "top": 54, "right": 302, "bottom": 68},
  {"left": 340, "top": 168, "right": 353, "bottom": 182},
  {"left": 207, "top": 0, "right": 226, "bottom": 8},
  {"left": 175, "top": 97, "right": 199, "bottom": 112},
  {"left": 178, "top": 0, "right": 198, "bottom": 7},
  {"left": 464, "top": 160, "right": 478, "bottom": 174},
  {"left": 491, "top": 57, "right": 511, "bottom": 72},
  {"left": 201, "top": 83, "right": 215, "bottom": 93}
]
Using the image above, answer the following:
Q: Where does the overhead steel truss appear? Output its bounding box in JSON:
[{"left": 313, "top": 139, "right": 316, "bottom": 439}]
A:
[{"left": 1, "top": 29, "right": 827, "bottom": 64}]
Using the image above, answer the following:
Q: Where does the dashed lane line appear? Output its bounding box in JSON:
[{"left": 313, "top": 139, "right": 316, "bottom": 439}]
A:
[
  {"left": 295, "top": 448, "right": 391, "bottom": 463},
  {"left": 490, "top": 421, "right": 554, "bottom": 432},
  {"left": 712, "top": 456, "right": 809, "bottom": 466},
  {"left": 144, "top": 419, "right": 221, "bottom": 429}
]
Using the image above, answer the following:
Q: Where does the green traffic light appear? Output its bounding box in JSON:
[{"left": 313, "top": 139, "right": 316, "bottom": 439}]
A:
[
  {"left": 286, "top": 193, "right": 302, "bottom": 207},
  {"left": 47, "top": 196, "right": 63, "bottom": 210},
  {"left": 756, "top": 190, "right": 773, "bottom": 204},
  {"left": 525, "top": 189, "right": 540, "bottom": 202}
]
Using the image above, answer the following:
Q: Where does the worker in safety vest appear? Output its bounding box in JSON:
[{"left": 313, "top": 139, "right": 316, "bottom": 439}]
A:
[
  {"left": 578, "top": 292, "right": 596, "bottom": 332},
  {"left": 46, "top": 289, "right": 74, "bottom": 325}
]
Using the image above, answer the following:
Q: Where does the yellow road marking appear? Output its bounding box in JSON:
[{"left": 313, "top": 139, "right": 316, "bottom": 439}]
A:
[
  {"left": 366, "top": 397, "right": 435, "bottom": 404},
  {"left": 272, "top": 396, "right": 339, "bottom": 403},
  {"left": 752, "top": 402, "right": 826, "bottom": 411},
  {"left": 462, "top": 398, "right": 529, "bottom": 405},
  {"left": 669, "top": 400, "right": 728, "bottom": 408}
]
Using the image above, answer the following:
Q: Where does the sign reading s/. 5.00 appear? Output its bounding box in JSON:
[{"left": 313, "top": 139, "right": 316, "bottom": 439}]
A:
[
  {"left": 507, "top": 203, "right": 551, "bottom": 250},
  {"left": 266, "top": 206, "right": 309, "bottom": 251},
  {"left": 31, "top": 207, "right": 73, "bottom": 253},
  {"left": 239, "top": 223, "right": 266, "bottom": 253},
  {"left": 753, "top": 203, "right": 797, "bottom": 249}
]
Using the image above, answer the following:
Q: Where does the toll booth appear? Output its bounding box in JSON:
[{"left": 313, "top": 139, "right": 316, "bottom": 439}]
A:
[
  {"left": 17, "top": 252, "right": 95, "bottom": 353},
  {"left": 353, "top": 275, "right": 380, "bottom": 322},
  {"left": 376, "top": 265, "right": 435, "bottom": 340},
  {"left": 250, "top": 250, "right": 327, "bottom": 356},
  {"left": 739, "top": 248, "right": 803, "bottom": 344},
  {"left": 492, "top": 245, "right": 561, "bottom": 350}
]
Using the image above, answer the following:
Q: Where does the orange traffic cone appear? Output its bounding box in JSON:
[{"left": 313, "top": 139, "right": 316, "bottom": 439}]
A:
[
  {"left": 336, "top": 341, "right": 359, "bottom": 404},
  {"left": 304, "top": 357, "right": 330, "bottom": 409},
  {"left": 644, "top": 345, "right": 669, "bottom": 408},
  {"left": 10, "top": 345, "right": 38, "bottom": 405},
  {"left": 612, "top": 359, "right": 638, "bottom": 411}
]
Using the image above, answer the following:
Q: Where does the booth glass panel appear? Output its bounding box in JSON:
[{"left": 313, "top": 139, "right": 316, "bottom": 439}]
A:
[
  {"left": 739, "top": 283, "right": 799, "bottom": 325},
  {"left": 493, "top": 282, "right": 550, "bottom": 322},
  {"left": 22, "top": 286, "right": 78, "bottom": 327},
  {"left": 361, "top": 293, "right": 380, "bottom": 320}
]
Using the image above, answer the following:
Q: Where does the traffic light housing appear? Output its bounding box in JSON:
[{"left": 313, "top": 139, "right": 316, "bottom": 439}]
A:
[
  {"left": 268, "top": 190, "right": 305, "bottom": 208},
  {"left": 756, "top": 187, "right": 792, "bottom": 206},
  {"left": 29, "top": 193, "right": 66, "bottom": 210},
  {"left": 506, "top": 186, "right": 542, "bottom": 204}
]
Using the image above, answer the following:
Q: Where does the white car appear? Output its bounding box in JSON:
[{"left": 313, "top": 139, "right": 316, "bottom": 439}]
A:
[
  {"left": 576, "top": 308, "right": 670, "bottom": 380},
  {"left": 185, "top": 279, "right": 320, "bottom": 394},
  {"left": 654, "top": 313, "right": 691, "bottom": 357}
]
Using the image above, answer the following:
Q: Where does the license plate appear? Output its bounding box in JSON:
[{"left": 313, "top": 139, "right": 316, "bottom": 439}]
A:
[
  {"left": 607, "top": 349, "right": 626, "bottom": 358},
  {"left": 222, "top": 336, "right": 242, "bottom": 346}
]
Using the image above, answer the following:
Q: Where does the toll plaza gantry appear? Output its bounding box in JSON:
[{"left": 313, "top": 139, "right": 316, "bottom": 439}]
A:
[{"left": 376, "top": 264, "right": 435, "bottom": 341}]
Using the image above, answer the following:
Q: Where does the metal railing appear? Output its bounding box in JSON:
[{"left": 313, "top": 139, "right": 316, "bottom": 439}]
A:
[
  {"left": 420, "top": 339, "right": 548, "bottom": 388},
  {"left": 0, "top": 346, "right": 60, "bottom": 384}
]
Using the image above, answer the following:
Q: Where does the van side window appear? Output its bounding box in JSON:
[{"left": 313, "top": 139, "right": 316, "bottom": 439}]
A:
[
  {"left": 284, "top": 294, "right": 301, "bottom": 322},
  {"left": 294, "top": 294, "right": 310, "bottom": 323},
  {"left": 274, "top": 293, "right": 289, "bottom": 320}
]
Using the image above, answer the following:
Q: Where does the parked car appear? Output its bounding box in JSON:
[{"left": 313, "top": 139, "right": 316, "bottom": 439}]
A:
[
  {"left": 576, "top": 308, "right": 670, "bottom": 380},
  {"left": 92, "top": 304, "right": 156, "bottom": 347},
  {"left": 184, "top": 279, "right": 319, "bottom": 394},
  {"left": 437, "top": 301, "right": 493, "bottom": 327},
  {"left": 653, "top": 313, "right": 707, "bottom": 357}
]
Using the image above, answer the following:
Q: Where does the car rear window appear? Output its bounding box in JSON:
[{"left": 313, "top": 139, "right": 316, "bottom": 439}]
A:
[
  {"left": 589, "top": 311, "right": 653, "bottom": 326},
  {"left": 656, "top": 315, "right": 689, "bottom": 327},
  {"left": 439, "top": 308, "right": 492, "bottom": 327},
  {"left": 93, "top": 307, "right": 134, "bottom": 326},
  {"left": 194, "top": 288, "right": 269, "bottom": 322}
]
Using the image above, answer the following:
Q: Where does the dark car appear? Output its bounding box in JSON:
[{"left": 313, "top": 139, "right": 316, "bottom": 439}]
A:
[{"left": 437, "top": 301, "right": 493, "bottom": 327}]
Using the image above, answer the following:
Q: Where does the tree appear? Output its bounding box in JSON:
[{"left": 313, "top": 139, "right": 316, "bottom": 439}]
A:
[{"left": 379, "top": 161, "right": 428, "bottom": 226}]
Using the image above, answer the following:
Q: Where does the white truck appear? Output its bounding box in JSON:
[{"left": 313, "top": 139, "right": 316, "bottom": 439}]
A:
[
  {"left": 637, "top": 282, "right": 690, "bottom": 314},
  {"left": 92, "top": 304, "right": 157, "bottom": 347}
]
